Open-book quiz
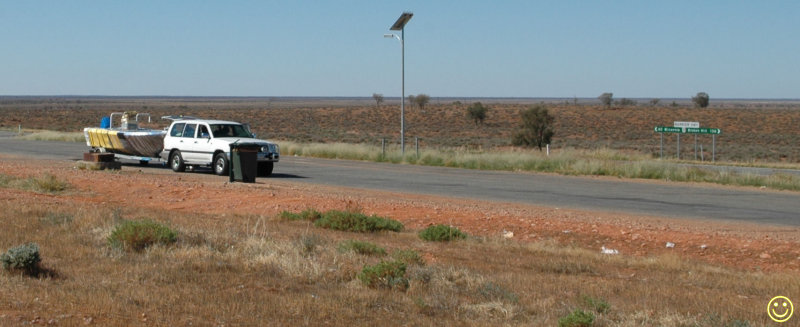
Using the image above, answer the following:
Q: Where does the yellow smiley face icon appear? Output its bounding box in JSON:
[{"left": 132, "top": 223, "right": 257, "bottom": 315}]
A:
[{"left": 768, "top": 296, "right": 794, "bottom": 323}]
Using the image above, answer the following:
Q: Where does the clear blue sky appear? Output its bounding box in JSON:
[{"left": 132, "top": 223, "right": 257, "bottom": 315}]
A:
[{"left": 2, "top": 1, "right": 798, "bottom": 98}]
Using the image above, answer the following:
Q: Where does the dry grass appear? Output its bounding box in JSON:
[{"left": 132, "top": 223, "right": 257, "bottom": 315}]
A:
[
  {"left": 1, "top": 189, "right": 797, "bottom": 326},
  {"left": 280, "top": 141, "right": 800, "bottom": 191},
  {"left": 15, "top": 130, "right": 85, "bottom": 142}
]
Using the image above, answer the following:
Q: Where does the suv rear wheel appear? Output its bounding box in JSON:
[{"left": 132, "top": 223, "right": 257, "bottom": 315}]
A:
[{"left": 170, "top": 151, "right": 186, "bottom": 172}]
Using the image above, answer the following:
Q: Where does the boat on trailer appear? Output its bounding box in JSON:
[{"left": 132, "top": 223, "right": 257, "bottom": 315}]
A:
[{"left": 83, "top": 112, "right": 167, "bottom": 165}]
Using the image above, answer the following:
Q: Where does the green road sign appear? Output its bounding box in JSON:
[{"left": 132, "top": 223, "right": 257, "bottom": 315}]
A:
[
  {"left": 654, "top": 126, "right": 721, "bottom": 134},
  {"left": 684, "top": 127, "right": 721, "bottom": 134},
  {"left": 654, "top": 126, "right": 682, "bottom": 133}
]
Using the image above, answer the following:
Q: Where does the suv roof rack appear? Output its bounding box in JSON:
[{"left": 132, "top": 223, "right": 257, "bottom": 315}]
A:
[{"left": 161, "top": 115, "right": 201, "bottom": 121}]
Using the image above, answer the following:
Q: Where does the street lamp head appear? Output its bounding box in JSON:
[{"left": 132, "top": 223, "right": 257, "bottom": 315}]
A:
[{"left": 389, "top": 12, "right": 413, "bottom": 31}]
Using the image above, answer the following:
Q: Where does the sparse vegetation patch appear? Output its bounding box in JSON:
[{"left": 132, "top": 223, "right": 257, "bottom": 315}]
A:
[
  {"left": 358, "top": 260, "right": 408, "bottom": 291},
  {"left": 279, "top": 208, "right": 322, "bottom": 221},
  {"left": 391, "top": 249, "right": 425, "bottom": 266},
  {"left": 558, "top": 309, "right": 595, "bottom": 327},
  {"left": 108, "top": 219, "right": 178, "bottom": 252},
  {"left": 337, "top": 240, "right": 386, "bottom": 256},
  {"left": 418, "top": 224, "right": 467, "bottom": 242},
  {"left": 0, "top": 173, "right": 69, "bottom": 193},
  {"left": 314, "top": 210, "right": 404, "bottom": 233}
]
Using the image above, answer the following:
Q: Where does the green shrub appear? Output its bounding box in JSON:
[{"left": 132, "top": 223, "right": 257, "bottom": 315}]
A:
[
  {"left": 108, "top": 219, "right": 178, "bottom": 252},
  {"left": 391, "top": 249, "right": 425, "bottom": 266},
  {"left": 279, "top": 209, "right": 322, "bottom": 221},
  {"left": 29, "top": 174, "right": 69, "bottom": 193},
  {"left": 582, "top": 295, "right": 610, "bottom": 313},
  {"left": 314, "top": 210, "right": 403, "bottom": 233},
  {"left": 558, "top": 309, "right": 595, "bottom": 327},
  {"left": 358, "top": 260, "right": 408, "bottom": 291},
  {"left": 338, "top": 240, "right": 386, "bottom": 256},
  {"left": 418, "top": 224, "right": 467, "bottom": 242},
  {"left": 1, "top": 243, "right": 41, "bottom": 273}
]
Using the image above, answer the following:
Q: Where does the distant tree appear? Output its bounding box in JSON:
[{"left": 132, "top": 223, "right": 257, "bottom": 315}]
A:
[
  {"left": 414, "top": 94, "right": 430, "bottom": 110},
  {"left": 407, "top": 94, "right": 416, "bottom": 108},
  {"left": 372, "top": 93, "right": 384, "bottom": 108},
  {"left": 649, "top": 98, "right": 660, "bottom": 106},
  {"left": 671, "top": 101, "right": 679, "bottom": 107},
  {"left": 466, "top": 102, "right": 489, "bottom": 125},
  {"left": 615, "top": 98, "right": 637, "bottom": 107},
  {"left": 692, "top": 92, "right": 710, "bottom": 108},
  {"left": 598, "top": 93, "right": 613, "bottom": 109},
  {"left": 512, "top": 105, "right": 555, "bottom": 151}
]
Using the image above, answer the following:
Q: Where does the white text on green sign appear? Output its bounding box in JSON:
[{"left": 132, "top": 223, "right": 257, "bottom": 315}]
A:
[
  {"left": 684, "top": 127, "right": 721, "bottom": 134},
  {"left": 654, "top": 126, "right": 683, "bottom": 133}
]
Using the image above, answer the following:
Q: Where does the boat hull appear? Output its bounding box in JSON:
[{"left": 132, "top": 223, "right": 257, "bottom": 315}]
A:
[{"left": 84, "top": 127, "right": 166, "bottom": 158}]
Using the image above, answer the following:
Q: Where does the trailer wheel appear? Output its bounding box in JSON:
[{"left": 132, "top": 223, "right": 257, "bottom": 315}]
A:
[
  {"left": 213, "top": 153, "right": 229, "bottom": 176},
  {"left": 170, "top": 151, "right": 186, "bottom": 172}
]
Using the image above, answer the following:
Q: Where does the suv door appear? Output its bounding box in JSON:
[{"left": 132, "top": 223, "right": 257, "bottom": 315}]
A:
[
  {"left": 193, "top": 124, "right": 214, "bottom": 163},
  {"left": 180, "top": 123, "right": 199, "bottom": 162},
  {"left": 165, "top": 122, "right": 186, "bottom": 152}
]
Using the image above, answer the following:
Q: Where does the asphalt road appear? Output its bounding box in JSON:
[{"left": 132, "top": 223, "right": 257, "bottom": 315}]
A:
[{"left": 1, "top": 134, "right": 798, "bottom": 226}]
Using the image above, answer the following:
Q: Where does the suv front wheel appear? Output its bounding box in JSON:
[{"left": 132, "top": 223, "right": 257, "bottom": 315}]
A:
[
  {"left": 213, "top": 153, "right": 229, "bottom": 176},
  {"left": 258, "top": 162, "right": 273, "bottom": 177}
]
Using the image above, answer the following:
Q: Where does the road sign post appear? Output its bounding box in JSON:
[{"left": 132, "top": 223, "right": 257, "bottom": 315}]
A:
[{"left": 654, "top": 125, "right": 721, "bottom": 161}]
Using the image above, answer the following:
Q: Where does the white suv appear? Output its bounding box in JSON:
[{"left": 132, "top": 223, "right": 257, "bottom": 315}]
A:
[{"left": 161, "top": 118, "right": 279, "bottom": 176}]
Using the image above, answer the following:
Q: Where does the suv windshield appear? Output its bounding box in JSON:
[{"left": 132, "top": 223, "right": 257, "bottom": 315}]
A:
[{"left": 210, "top": 124, "right": 253, "bottom": 138}]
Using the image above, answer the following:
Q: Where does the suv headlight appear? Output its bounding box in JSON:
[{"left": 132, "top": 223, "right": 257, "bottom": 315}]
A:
[{"left": 261, "top": 144, "right": 279, "bottom": 154}]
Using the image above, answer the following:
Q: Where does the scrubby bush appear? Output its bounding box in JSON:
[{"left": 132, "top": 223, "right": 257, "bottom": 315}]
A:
[
  {"left": 314, "top": 210, "right": 403, "bottom": 233},
  {"left": 358, "top": 260, "right": 408, "bottom": 291},
  {"left": 582, "top": 295, "right": 610, "bottom": 313},
  {"left": 418, "top": 224, "right": 467, "bottom": 242},
  {"left": 108, "top": 219, "right": 177, "bottom": 251},
  {"left": 338, "top": 240, "right": 386, "bottom": 256},
  {"left": 558, "top": 309, "right": 595, "bottom": 327},
  {"left": 391, "top": 249, "right": 425, "bottom": 266},
  {"left": 30, "top": 174, "right": 69, "bottom": 193},
  {"left": 1, "top": 243, "right": 41, "bottom": 274},
  {"left": 279, "top": 209, "right": 322, "bottom": 221}
]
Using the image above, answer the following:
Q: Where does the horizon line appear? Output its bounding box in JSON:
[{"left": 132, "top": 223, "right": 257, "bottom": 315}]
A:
[{"left": 2, "top": 95, "right": 799, "bottom": 101}]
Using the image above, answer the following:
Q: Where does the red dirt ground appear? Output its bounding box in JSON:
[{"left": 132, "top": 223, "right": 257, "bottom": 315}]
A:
[{"left": 2, "top": 155, "right": 799, "bottom": 272}]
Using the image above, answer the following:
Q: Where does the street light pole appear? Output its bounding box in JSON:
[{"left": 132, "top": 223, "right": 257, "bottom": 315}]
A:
[
  {"left": 386, "top": 12, "right": 413, "bottom": 155},
  {"left": 400, "top": 27, "right": 405, "bottom": 155}
]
